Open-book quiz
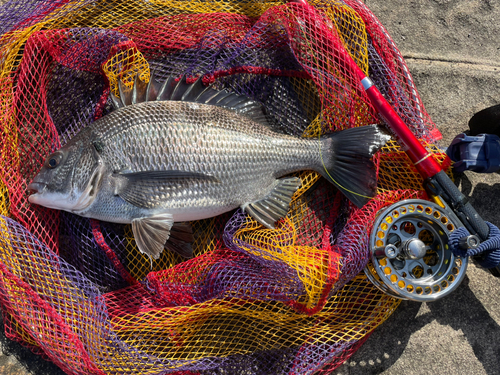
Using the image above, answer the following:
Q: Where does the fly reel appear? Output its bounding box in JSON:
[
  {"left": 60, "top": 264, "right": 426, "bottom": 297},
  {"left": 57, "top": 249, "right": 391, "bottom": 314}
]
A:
[{"left": 364, "top": 199, "right": 468, "bottom": 301}]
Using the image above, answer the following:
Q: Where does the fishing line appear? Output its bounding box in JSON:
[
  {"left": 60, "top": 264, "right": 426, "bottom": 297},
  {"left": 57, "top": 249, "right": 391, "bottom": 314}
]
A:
[
  {"left": 290, "top": 7, "right": 384, "bottom": 203},
  {"left": 317, "top": 128, "right": 374, "bottom": 201}
]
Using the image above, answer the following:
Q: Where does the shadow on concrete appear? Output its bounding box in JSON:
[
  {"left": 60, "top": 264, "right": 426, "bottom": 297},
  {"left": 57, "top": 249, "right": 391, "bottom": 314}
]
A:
[
  {"left": 345, "top": 172, "right": 500, "bottom": 374},
  {"left": 469, "top": 182, "right": 500, "bottom": 227},
  {"left": 0, "top": 314, "right": 65, "bottom": 375},
  {"left": 453, "top": 173, "right": 500, "bottom": 227},
  {"left": 345, "top": 276, "right": 500, "bottom": 374}
]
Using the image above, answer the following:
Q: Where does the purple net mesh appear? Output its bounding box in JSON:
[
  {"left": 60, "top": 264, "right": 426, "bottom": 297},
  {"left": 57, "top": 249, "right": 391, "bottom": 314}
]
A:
[{"left": 0, "top": 0, "right": 446, "bottom": 373}]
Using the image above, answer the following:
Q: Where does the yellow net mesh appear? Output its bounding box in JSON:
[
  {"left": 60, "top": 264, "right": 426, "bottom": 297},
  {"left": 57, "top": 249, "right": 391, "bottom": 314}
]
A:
[{"left": 0, "top": 0, "right": 443, "bottom": 373}]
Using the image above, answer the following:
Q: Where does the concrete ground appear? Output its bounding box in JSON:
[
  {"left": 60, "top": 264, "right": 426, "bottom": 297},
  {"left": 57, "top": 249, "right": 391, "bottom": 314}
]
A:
[
  {"left": 1, "top": 0, "right": 500, "bottom": 374},
  {"left": 335, "top": 1, "right": 500, "bottom": 374}
]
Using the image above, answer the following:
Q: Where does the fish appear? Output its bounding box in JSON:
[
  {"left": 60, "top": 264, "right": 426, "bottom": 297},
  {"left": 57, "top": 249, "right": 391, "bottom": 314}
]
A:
[{"left": 27, "top": 74, "right": 390, "bottom": 261}]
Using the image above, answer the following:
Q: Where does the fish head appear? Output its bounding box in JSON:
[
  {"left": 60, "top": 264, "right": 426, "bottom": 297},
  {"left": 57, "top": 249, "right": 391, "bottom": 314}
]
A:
[{"left": 28, "top": 139, "right": 104, "bottom": 213}]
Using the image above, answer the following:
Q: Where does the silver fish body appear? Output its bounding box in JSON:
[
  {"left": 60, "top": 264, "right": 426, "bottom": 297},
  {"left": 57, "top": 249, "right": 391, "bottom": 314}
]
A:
[
  {"left": 74, "top": 101, "right": 319, "bottom": 222},
  {"left": 28, "top": 76, "right": 390, "bottom": 260}
]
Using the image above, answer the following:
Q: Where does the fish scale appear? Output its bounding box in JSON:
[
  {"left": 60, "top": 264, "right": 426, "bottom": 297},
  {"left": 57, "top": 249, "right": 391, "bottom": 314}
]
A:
[
  {"left": 28, "top": 76, "right": 390, "bottom": 260},
  {"left": 81, "top": 101, "right": 315, "bottom": 217}
]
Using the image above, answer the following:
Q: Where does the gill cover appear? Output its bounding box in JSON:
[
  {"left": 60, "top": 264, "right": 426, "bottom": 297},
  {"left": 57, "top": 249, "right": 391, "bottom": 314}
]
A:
[
  {"left": 69, "top": 139, "right": 107, "bottom": 212},
  {"left": 72, "top": 156, "right": 105, "bottom": 212}
]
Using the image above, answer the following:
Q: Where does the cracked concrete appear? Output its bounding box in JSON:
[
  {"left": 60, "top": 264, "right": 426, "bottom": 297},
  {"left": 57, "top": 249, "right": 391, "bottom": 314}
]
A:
[{"left": 403, "top": 54, "right": 500, "bottom": 68}]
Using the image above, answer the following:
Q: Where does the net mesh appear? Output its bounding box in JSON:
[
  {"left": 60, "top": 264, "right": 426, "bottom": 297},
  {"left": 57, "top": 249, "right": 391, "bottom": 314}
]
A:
[{"left": 0, "top": 0, "right": 448, "bottom": 373}]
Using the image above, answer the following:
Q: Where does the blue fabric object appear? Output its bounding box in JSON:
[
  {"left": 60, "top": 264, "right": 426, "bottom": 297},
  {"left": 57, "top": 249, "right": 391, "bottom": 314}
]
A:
[
  {"left": 447, "top": 133, "right": 500, "bottom": 173},
  {"left": 449, "top": 222, "right": 500, "bottom": 268}
]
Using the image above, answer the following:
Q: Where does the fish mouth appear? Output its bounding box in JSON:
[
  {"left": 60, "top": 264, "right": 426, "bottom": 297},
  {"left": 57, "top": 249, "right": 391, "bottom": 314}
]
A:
[{"left": 27, "top": 182, "right": 46, "bottom": 196}]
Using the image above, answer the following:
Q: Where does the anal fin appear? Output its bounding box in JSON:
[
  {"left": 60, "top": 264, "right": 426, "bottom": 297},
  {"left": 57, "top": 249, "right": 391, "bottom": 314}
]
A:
[{"left": 243, "top": 177, "right": 301, "bottom": 229}]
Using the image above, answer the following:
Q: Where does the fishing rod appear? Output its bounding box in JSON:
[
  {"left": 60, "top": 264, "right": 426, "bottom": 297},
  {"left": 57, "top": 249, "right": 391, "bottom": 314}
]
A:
[{"left": 289, "top": 0, "right": 500, "bottom": 279}]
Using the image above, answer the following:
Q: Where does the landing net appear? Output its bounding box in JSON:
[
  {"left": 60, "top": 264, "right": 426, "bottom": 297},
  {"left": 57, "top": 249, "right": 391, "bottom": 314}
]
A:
[{"left": 0, "top": 0, "right": 449, "bottom": 374}]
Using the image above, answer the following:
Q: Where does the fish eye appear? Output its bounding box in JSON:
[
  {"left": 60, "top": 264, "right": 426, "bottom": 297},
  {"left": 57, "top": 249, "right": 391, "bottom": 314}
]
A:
[{"left": 44, "top": 152, "right": 63, "bottom": 169}]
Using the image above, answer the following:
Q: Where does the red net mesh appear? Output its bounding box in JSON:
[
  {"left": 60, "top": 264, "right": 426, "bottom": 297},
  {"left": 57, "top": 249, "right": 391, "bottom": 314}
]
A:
[{"left": 0, "top": 0, "right": 447, "bottom": 373}]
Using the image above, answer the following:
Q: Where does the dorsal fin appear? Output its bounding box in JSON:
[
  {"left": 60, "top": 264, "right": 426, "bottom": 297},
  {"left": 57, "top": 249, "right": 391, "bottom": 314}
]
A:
[{"left": 110, "top": 73, "right": 272, "bottom": 127}]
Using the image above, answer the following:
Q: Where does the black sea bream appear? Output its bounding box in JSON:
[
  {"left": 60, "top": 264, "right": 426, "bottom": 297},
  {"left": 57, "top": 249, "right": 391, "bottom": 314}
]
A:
[{"left": 28, "top": 75, "right": 390, "bottom": 261}]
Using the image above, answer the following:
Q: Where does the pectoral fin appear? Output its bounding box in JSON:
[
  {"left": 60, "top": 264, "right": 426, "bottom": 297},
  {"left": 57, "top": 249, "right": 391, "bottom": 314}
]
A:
[
  {"left": 132, "top": 214, "right": 174, "bottom": 261},
  {"left": 114, "top": 170, "right": 219, "bottom": 208},
  {"left": 242, "top": 177, "right": 301, "bottom": 229},
  {"left": 131, "top": 215, "right": 194, "bottom": 263}
]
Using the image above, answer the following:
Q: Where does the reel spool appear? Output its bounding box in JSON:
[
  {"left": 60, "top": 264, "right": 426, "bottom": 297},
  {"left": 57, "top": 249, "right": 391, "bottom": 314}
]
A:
[{"left": 364, "top": 199, "right": 468, "bottom": 301}]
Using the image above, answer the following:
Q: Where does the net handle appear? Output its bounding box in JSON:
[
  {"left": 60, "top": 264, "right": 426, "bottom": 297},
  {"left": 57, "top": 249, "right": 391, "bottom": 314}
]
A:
[{"left": 288, "top": 0, "right": 494, "bottom": 262}]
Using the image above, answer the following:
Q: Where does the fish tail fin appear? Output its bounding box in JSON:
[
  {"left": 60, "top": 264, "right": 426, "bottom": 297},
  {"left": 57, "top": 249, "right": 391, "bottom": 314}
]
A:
[{"left": 318, "top": 124, "right": 390, "bottom": 207}]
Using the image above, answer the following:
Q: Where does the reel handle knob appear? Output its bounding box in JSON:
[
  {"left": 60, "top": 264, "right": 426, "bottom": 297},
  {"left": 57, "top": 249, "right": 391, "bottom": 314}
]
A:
[
  {"left": 373, "top": 244, "right": 399, "bottom": 259},
  {"left": 458, "top": 234, "right": 481, "bottom": 250}
]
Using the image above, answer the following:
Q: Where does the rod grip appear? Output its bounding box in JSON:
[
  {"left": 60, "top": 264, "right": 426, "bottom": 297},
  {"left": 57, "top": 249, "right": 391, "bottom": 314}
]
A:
[{"left": 432, "top": 171, "right": 500, "bottom": 276}]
